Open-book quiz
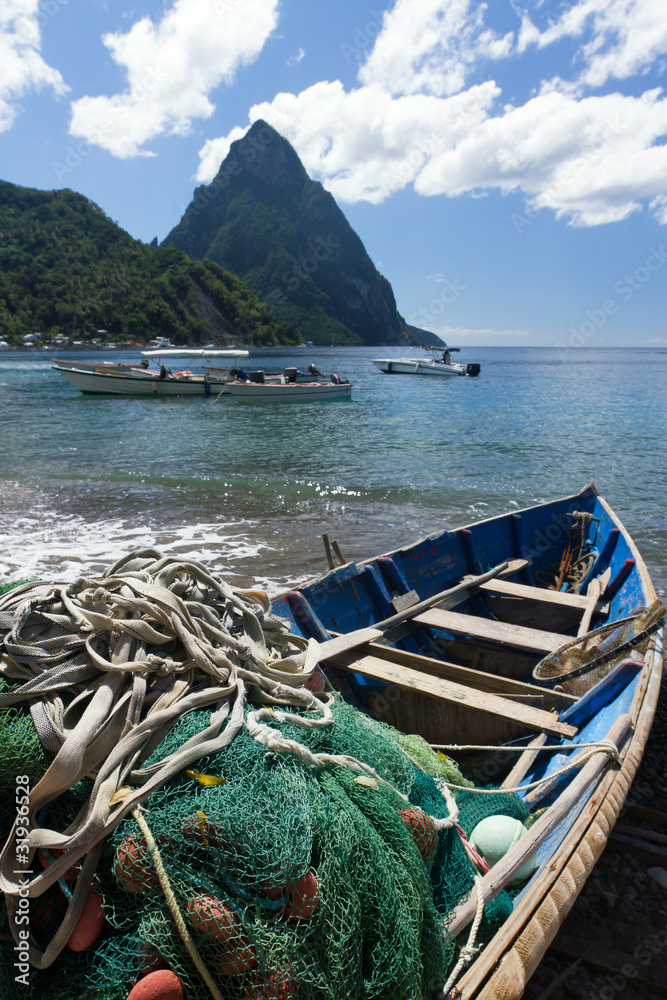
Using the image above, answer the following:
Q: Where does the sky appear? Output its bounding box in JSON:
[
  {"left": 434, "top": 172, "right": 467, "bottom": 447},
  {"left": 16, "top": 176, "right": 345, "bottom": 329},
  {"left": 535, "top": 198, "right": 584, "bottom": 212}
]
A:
[{"left": 1, "top": 0, "right": 666, "bottom": 347}]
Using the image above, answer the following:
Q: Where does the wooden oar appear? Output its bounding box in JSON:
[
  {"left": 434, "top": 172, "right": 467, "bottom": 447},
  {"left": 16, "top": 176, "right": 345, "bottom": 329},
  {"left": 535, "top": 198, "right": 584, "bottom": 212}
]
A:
[{"left": 316, "top": 558, "right": 525, "bottom": 663}]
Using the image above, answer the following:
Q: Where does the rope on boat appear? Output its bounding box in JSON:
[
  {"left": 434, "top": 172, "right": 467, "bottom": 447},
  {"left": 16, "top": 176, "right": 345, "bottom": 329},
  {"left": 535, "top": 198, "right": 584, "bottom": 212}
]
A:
[
  {"left": 0, "top": 549, "right": 462, "bottom": 969},
  {"left": 0, "top": 551, "right": 333, "bottom": 966},
  {"left": 534, "top": 510, "right": 597, "bottom": 592},
  {"left": 131, "top": 805, "right": 224, "bottom": 1000},
  {"left": 430, "top": 740, "right": 622, "bottom": 795},
  {"left": 441, "top": 874, "right": 486, "bottom": 995}
]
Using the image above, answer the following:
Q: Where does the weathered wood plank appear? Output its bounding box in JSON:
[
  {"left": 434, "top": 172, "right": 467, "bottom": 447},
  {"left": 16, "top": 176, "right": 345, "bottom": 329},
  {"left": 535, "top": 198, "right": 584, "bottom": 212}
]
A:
[
  {"left": 414, "top": 608, "right": 566, "bottom": 653},
  {"left": 328, "top": 649, "right": 577, "bottom": 738},
  {"left": 577, "top": 577, "right": 602, "bottom": 636},
  {"left": 345, "top": 642, "right": 576, "bottom": 710},
  {"left": 467, "top": 576, "right": 609, "bottom": 613}
]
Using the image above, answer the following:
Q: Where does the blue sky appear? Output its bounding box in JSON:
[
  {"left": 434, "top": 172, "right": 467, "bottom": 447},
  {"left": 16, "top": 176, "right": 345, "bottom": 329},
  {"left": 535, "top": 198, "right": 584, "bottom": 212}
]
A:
[{"left": 1, "top": 0, "right": 666, "bottom": 347}]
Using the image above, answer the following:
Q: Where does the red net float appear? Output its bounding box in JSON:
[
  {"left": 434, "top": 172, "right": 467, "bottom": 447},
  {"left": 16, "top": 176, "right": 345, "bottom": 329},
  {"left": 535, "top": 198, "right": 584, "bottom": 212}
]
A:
[
  {"left": 66, "top": 884, "right": 106, "bottom": 952},
  {"left": 399, "top": 808, "right": 438, "bottom": 860},
  {"left": 243, "top": 967, "right": 296, "bottom": 999},
  {"left": 213, "top": 936, "right": 259, "bottom": 976},
  {"left": 283, "top": 871, "right": 319, "bottom": 922},
  {"left": 181, "top": 814, "right": 224, "bottom": 850},
  {"left": 126, "top": 969, "right": 184, "bottom": 1000},
  {"left": 114, "top": 835, "right": 160, "bottom": 893},
  {"left": 184, "top": 893, "right": 235, "bottom": 944}
]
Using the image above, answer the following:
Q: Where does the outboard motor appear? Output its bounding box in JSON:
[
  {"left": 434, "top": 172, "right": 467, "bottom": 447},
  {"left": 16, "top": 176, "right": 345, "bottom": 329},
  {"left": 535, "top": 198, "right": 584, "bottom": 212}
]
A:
[{"left": 465, "top": 363, "right": 481, "bottom": 377}]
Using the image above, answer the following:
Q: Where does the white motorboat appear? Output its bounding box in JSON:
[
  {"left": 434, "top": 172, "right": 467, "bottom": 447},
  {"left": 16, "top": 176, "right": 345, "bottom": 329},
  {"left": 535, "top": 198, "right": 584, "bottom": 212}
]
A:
[
  {"left": 372, "top": 346, "right": 481, "bottom": 377},
  {"left": 53, "top": 350, "right": 249, "bottom": 396}
]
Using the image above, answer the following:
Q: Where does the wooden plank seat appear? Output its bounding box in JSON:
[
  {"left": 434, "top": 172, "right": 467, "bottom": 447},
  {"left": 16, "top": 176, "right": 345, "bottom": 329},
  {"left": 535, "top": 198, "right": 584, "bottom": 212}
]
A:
[
  {"left": 414, "top": 608, "right": 566, "bottom": 654},
  {"left": 327, "top": 647, "right": 577, "bottom": 739},
  {"left": 338, "top": 641, "right": 576, "bottom": 712},
  {"left": 464, "top": 575, "right": 609, "bottom": 614}
]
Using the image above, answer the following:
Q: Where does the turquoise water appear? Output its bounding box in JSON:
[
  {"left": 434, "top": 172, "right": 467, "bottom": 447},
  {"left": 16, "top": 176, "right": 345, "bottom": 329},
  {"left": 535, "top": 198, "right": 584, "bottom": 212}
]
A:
[{"left": 1, "top": 346, "right": 665, "bottom": 595}]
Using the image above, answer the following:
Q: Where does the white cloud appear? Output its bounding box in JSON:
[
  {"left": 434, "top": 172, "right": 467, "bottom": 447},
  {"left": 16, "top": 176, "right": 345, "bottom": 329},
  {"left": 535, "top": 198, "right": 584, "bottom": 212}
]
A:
[
  {"left": 288, "top": 47, "right": 305, "bottom": 66},
  {"left": 359, "top": 0, "right": 513, "bottom": 97},
  {"left": 69, "top": 0, "right": 279, "bottom": 158},
  {"left": 198, "top": 83, "right": 667, "bottom": 226},
  {"left": 0, "top": 0, "right": 68, "bottom": 132},
  {"left": 195, "top": 0, "right": 667, "bottom": 227},
  {"left": 516, "top": 0, "right": 667, "bottom": 88}
]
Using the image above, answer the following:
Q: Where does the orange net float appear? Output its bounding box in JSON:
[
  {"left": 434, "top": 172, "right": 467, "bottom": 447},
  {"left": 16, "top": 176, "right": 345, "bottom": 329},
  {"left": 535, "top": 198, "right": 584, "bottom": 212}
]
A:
[
  {"left": 126, "top": 968, "right": 184, "bottom": 1000},
  {"left": 399, "top": 808, "right": 438, "bottom": 860},
  {"left": 66, "top": 884, "right": 106, "bottom": 952},
  {"left": 114, "top": 835, "right": 161, "bottom": 893},
  {"left": 184, "top": 893, "right": 236, "bottom": 944}
]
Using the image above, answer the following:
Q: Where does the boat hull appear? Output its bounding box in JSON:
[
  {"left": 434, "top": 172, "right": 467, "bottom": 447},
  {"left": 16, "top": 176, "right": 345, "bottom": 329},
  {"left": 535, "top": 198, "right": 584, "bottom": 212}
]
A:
[
  {"left": 372, "top": 358, "right": 479, "bottom": 376},
  {"left": 53, "top": 365, "right": 225, "bottom": 395},
  {"left": 271, "top": 485, "right": 662, "bottom": 998},
  {"left": 223, "top": 381, "right": 351, "bottom": 401}
]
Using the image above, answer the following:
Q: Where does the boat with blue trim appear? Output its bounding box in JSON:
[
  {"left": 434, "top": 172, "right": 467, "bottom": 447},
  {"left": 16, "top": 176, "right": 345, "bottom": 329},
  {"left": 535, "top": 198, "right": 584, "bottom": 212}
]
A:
[{"left": 270, "top": 484, "right": 663, "bottom": 999}]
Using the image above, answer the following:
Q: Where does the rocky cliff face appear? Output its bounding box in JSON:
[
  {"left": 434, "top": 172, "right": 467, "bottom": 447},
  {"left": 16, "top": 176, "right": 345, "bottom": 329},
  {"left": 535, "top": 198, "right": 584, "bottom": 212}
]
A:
[{"left": 163, "top": 121, "right": 428, "bottom": 346}]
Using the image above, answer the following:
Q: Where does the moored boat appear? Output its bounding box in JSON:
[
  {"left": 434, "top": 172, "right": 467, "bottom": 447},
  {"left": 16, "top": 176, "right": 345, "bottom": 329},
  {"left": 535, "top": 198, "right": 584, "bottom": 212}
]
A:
[
  {"left": 52, "top": 349, "right": 249, "bottom": 395},
  {"left": 0, "top": 485, "right": 661, "bottom": 1000},
  {"left": 268, "top": 483, "right": 663, "bottom": 998},
  {"left": 373, "top": 345, "right": 481, "bottom": 377},
  {"left": 222, "top": 369, "right": 351, "bottom": 402}
]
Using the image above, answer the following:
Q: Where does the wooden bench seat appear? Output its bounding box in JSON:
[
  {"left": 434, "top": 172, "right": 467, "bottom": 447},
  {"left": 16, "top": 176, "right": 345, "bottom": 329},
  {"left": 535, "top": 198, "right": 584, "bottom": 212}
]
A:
[
  {"left": 328, "top": 648, "right": 577, "bottom": 739},
  {"left": 414, "top": 608, "right": 566, "bottom": 654},
  {"left": 465, "top": 576, "right": 609, "bottom": 614}
]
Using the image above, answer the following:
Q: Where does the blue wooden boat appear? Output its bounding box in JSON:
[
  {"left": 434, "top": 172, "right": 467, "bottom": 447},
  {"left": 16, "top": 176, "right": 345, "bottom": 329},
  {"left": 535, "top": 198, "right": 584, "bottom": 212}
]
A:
[{"left": 271, "top": 483, "right": 664, "bottom": 999}]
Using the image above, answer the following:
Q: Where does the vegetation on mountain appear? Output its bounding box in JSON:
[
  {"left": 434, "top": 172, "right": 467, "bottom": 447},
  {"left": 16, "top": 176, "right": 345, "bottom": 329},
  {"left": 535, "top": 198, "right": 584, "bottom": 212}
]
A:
[
  {"left": 0, "top": 181, "right": 299, "bottom": 346},
  {"left": 163, "top": 121, "right": 428, "bottom": 347}
]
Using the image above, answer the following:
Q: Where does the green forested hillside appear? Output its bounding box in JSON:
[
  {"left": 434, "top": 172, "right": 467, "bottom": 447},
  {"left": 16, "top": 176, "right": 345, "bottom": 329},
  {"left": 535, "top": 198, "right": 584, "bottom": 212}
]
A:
[{"left": 0, "top": 181, "right": 299, "bottom": 346}]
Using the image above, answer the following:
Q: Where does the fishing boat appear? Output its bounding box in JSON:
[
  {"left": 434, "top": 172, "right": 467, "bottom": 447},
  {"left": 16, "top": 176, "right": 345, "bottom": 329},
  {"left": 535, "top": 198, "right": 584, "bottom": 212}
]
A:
[
  {"left": 267, "top": 483, "right": 663, "bottom": 998},
  {"left": 0, "top": 485, "right": 661, "bottom": 1000},
  {"left": 222, "top": 368, "right": 352, "bottom": 402},
  {"left": 52, "top": 349, "right": 249, "bottom": 395},
  {"left": 372, "top": 345, "right": 481, "bottom": 377}
]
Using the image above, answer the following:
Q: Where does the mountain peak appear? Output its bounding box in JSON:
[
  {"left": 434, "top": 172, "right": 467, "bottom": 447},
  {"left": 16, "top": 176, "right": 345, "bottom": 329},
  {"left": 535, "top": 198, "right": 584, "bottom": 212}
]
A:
[
  {"left": 214, "top": 119, "right": 309, "bottom": 195},
  {"left": 163, "top": 123, "right": 432, "bottom": 346}
]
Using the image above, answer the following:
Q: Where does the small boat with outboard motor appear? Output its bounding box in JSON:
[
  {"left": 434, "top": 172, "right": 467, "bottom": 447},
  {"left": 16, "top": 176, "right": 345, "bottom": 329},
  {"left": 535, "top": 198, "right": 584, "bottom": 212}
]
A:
[
  {"left": 372, "top": 345, "right": 481, "bottom": 377},
  {"left": 221, "top": 364, "right": 352, "bottom": 402},
  {"left": 52, "top": 349, "right": 250, "bottom": 395}
]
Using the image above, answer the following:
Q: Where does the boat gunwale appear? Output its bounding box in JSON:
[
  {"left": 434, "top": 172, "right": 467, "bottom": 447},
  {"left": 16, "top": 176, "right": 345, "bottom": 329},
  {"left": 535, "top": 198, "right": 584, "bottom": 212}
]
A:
[
  {"left": 455, "top": 630, "right": 662, "bottom": 999},
  {"left": 274, "top": 485, "right": 663, "bottom": 997}
]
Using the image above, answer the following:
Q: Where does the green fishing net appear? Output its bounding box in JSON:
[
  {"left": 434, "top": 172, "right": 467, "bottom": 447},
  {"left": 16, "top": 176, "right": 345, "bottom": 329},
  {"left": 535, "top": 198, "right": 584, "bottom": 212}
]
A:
[{"left": 0, "top": 564, "right": 532, "bottom": 1000}]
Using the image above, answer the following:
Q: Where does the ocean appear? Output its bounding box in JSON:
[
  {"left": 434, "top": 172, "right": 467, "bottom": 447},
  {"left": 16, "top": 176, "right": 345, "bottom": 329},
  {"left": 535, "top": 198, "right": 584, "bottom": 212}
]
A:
[{"left": 1, "top": 345, "right": 665, "bottom": 597}]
